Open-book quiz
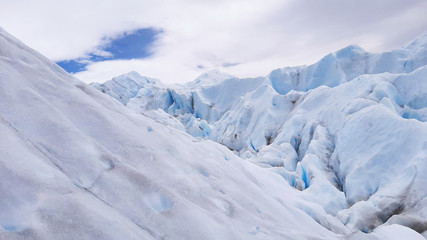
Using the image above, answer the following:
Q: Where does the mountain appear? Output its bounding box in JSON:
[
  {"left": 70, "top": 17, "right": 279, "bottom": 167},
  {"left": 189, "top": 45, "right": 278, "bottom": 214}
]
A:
[
  {"left": 92, "top": 31, "right": 427, "bottom": 239},
  {"left": 0, "top": 25, "right": 426, "bottom": 239}
]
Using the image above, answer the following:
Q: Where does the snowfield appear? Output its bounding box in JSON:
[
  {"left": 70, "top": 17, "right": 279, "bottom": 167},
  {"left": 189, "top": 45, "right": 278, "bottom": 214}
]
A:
[{"left": 1, "top": 26, "right": 427, "bottom": 239}]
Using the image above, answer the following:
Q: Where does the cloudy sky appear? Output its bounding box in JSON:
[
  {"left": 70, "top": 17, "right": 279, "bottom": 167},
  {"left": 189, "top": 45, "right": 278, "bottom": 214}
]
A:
[{"left": 1, "top": 0, "right": 426, "bottom": 84}]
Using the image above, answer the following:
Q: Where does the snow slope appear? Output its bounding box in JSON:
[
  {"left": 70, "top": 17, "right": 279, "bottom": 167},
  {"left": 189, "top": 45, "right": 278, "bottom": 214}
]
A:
[
  {"left": 92, "top": 31, "right": 427, "bottom": 239},
  {"left": 5, "top": 26, "right": 423, "bottom": 240}
]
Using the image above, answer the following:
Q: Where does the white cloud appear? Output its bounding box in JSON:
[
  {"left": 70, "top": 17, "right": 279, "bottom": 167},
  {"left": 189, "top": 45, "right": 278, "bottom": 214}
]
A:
[{"left": 1, "top": 0, "right": 427, "bottom": 84}]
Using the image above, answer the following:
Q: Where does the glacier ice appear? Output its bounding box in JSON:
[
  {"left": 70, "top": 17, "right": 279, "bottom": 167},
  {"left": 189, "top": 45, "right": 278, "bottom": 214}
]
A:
[
  {"left": 1, "top": 24, "right": 427, "bottom": 240},
  {"left": 92, "top": 30, "right": 427, "bottom": 238},
  {"left": 0, "top": 26, "right": 345, "bottom": 240}
]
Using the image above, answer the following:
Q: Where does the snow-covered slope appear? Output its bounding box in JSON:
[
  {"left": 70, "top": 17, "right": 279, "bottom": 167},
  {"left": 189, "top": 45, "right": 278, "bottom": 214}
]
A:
[
  {"left": 92, "top": 31, "right": 427, "bottom": 239},
  {"left": 6, "top": 26, "right": 424, "bottom": 240}
]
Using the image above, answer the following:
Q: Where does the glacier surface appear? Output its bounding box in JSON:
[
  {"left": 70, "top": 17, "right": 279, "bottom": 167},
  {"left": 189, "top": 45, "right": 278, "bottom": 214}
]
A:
[
  {"left": 92, "top": 31, "right": 427, "bottom": 238},
  {"left": 1, "top": 25, "right": 427, "bottom": 239}
]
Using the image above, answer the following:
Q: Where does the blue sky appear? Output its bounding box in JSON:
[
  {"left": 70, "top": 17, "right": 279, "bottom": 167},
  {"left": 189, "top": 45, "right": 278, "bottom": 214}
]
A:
[{"left": 57, "top": 28, "right": 160, "bottom": 73}]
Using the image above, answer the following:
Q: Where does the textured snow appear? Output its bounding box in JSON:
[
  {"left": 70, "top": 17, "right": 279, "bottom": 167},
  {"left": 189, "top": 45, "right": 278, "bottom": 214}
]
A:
[{"left": 91, "top": 29, "right": 427, "bottom": 239}]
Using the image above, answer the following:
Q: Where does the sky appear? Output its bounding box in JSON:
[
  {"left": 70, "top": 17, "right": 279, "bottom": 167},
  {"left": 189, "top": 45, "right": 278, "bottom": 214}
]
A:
[{"left": 0, "top": 0, "right": 426, "bottom": 84}]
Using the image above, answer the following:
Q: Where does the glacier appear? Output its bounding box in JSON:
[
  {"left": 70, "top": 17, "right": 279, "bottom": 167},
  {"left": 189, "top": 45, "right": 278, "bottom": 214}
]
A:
[
  {"left": 1, "top": 25, "right": 427, "bottom": 240},
  {"left": 93, "top": 31, "right": 427, "bottom": 238}
]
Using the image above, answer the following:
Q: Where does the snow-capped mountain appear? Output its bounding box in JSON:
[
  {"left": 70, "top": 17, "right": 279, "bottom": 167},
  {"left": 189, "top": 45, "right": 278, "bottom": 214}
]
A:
[
  {"left": 1, "top": 24, "right": 426, "bottom": 240},
  {"left": 92, "top": 31, "right": 427, "bottom": 239}
]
